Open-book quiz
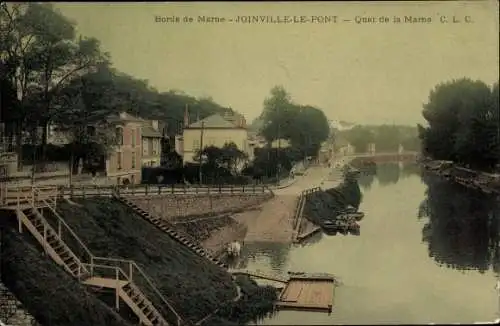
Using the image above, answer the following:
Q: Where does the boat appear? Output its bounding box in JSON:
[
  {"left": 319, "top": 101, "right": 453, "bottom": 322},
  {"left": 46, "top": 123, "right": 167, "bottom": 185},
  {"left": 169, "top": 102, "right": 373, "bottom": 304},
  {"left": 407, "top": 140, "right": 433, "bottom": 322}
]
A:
[
  {"left": 321, "top": 219, "right": 360, "bottom": 234},
  {"left": 338, "top": 211, "right": 365, "bottom": 222}
]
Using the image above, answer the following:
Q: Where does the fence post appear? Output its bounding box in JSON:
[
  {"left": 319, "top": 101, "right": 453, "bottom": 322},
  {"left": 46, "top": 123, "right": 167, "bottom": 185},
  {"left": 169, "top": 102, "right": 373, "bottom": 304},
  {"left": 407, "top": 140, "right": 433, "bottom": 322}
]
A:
[
  {"left": 253, "top": 184, "right": 256, "bottom": 193},
  {"left": 115, "top": 268, "right": 120, "bottom": 311},
  {"left": 145, "top": 184, "right": 149, "bottom": 196}
]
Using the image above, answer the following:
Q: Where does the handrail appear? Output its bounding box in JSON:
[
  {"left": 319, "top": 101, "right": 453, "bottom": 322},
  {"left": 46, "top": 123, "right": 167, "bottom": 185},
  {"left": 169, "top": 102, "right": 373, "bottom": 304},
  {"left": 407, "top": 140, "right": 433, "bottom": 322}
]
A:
[
  {"left": 92, "top": 256, "right": 184, "bottom": 325},
  {"left": 31, "top": 186, "right": 94, "bottom": 265},
  {"left": 22, "top": 185, "right": 185, "bottom": 326}
]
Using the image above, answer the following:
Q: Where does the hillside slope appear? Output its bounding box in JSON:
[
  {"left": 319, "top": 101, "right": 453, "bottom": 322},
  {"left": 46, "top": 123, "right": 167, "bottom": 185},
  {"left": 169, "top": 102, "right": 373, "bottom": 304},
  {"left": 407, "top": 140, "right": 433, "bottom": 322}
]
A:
[
  {"left": 53, "top": 198, "right": 237, "bottom": 323},
  {"left": 0, "top": 226, "right": 132, "bottom": 326}
]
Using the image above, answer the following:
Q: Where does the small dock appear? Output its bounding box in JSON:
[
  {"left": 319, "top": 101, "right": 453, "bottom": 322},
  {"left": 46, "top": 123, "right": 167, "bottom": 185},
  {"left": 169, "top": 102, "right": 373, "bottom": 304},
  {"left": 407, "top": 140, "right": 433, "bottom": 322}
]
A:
[
  {"left": 229, "top": 269, "right": 337, "bottom": 313},
  {"left": 275, "top": 273, "right": 336, "bottom": 313}
]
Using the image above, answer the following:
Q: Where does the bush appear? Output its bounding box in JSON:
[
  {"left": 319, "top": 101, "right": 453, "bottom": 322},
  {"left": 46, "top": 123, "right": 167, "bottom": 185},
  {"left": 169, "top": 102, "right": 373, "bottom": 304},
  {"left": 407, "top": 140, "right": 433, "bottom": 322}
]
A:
[
  {"left": 304, "top": 180, "right": 362, "bottom": 225},
  {"left": 201, "top": 275, "right": 278, "bottom": 326}
]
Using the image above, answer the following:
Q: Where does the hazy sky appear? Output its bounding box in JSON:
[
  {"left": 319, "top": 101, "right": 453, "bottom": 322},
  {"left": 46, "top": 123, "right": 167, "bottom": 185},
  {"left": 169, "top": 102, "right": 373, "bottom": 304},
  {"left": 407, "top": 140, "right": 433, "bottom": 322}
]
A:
[{"left": 56, "top": 1, "right": 499, "bottom": 125}]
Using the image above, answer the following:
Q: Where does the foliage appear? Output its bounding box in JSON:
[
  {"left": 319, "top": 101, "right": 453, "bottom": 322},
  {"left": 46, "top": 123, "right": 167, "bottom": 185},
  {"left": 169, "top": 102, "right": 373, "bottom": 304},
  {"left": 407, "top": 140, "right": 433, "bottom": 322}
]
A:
[
  {"left": 243, "top": 147, "right": 300, "bottom": 181},
  {"left": 203, "top": 275, "right": 278, "bottom": 326},
  {"left": 337, "top": 124, "right": 420, "bottom": 153},
  {"left": 194, "top": 142, "right": 248, "bottom": 175},
  {"left": 419, "top": 78, "right": 499, "bottom": 170},
  {"left": 1, "top": 3, "right": 237, "bottom": 169},
  {"left": 304, "top": 181, "right": 361, "bottom": 226},
  {"left": 258, "top": 86, "right": 330, "bottom": 157},
  {"left": 341, "top": 126, "right": 375, "bottom": 153}
]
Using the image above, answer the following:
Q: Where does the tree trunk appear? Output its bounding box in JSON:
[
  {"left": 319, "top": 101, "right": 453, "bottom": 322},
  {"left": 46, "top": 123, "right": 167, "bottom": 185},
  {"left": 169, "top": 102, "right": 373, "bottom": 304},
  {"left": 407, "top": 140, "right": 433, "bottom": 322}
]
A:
[{"left": 15, "top": 122, "right": 22, "bottom": 171}]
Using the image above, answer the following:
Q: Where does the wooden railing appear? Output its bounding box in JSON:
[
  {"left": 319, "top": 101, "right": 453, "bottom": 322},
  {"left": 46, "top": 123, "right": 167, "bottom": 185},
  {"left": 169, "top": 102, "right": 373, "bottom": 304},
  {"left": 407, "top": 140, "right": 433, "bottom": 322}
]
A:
[
  {"left": 20, "top": 186, "right": 185, "bottom": 326},
  {"left": 89, "top": 257, "right": 184, "bottom": 326},
  {"left": 292, "top": 187, "right": 322, "bottom": 243}
]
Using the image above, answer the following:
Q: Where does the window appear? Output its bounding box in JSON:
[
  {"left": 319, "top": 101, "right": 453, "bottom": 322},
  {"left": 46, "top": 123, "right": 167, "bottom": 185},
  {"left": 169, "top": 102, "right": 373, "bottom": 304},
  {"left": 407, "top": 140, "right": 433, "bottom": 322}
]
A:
[
  {"left": 131, "top": 128, "right": 136, "bottom": 147},
  {"left": 142, "top": 139, "right": 148, "bottom": 155},
  {"left": 152, "top": 139, "right": 157, "bottom": 155},
  {"left": 132, "top": 152, "right": 136, "bottom": 169},
  {"left": 193, "top": 140, "right": 200, "bottom": 151},
  {"left": 116, "top": 127, "right": 124, "bottom": 146},
  {"left": 117, "top": 152, "right": 122, "bottom": 170}
]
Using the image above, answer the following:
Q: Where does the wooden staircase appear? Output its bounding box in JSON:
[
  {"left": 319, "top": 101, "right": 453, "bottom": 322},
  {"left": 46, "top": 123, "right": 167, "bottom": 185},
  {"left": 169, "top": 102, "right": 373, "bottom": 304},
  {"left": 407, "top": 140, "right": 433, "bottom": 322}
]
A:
[
  {"left": 113, "top": 194, "right": 228, "bottom": 269},
  {"left": 12, "top": 186, "right": 184, "bottom": 326}
]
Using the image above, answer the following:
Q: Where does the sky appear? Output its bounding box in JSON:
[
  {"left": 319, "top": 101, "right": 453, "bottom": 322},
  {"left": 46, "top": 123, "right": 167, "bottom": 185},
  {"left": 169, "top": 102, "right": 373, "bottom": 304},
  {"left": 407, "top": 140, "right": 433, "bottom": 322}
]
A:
[{"left": 55, "top": 1, "right": 499, "bottom": 125}]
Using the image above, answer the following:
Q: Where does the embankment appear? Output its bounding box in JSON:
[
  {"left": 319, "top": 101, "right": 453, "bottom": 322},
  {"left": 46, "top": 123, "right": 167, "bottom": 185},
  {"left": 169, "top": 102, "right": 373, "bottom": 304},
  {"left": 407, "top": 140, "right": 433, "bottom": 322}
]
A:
[
  {"left": 0, "top": 220, "right": 132, "bottom": 326},
  {"left": 303, "top": 179, "right": 362, "bottom": 226},
  {"left": 175, "top": 215, "right": 248, "bottom": 256},
  {"left": 54, "top": 198, "right": 275, "bottom": 324},
  {"left": 421, "top": 159, "right": 500, "bottom": 194}
]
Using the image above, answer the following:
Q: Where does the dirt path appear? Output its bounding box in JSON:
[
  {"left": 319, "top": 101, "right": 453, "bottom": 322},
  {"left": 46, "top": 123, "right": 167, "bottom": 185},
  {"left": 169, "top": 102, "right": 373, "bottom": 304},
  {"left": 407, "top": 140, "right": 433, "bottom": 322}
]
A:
[{"left": 233, "top": 195, "right": 298, "bottom": 243}]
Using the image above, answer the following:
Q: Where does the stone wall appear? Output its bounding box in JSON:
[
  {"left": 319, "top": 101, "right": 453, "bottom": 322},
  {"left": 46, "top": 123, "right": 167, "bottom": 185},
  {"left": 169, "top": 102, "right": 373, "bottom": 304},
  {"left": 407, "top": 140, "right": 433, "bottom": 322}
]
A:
[{"left": 130, "top": 193, "right": 272, "bottom": 221}]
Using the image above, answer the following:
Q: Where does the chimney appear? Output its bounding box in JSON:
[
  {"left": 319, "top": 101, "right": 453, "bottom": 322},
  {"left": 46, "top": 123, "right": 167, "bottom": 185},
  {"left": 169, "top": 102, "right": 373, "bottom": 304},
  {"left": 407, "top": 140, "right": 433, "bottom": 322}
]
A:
[
  {"left": 184, "top": 104, "right": 189, "bottom": 127},
  {"left": 151, "top": 120, "right": 159, "bottom": 131}
]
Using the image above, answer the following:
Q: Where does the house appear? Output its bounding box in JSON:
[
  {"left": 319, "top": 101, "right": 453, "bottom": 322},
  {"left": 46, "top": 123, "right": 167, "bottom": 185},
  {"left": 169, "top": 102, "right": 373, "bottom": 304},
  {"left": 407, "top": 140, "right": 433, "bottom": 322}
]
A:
[
  {"left": 141, "top": 120, "right": 163, "bottom": 167},
  {"left": 182, "top": 109, "right": 250, "bottom": 165},
  {"left": 105, "top": 112, "right": 143, "bottom": 185}
]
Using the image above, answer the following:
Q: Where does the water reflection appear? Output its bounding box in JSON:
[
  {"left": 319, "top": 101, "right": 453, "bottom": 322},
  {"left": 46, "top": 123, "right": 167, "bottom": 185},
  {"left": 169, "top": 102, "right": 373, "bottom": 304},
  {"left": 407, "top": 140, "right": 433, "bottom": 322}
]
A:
[
  {"left": 419, "top": 171, "right": 500, "bottom": 273},
  {"left": 235, "top": 242, "right": 291, "bottom": 272},
  {"left": 358, "top": 162, "right": 420, "bottom": 190},
  {"left": 238, "top": 164, "right": 498, "bottom": 324}
]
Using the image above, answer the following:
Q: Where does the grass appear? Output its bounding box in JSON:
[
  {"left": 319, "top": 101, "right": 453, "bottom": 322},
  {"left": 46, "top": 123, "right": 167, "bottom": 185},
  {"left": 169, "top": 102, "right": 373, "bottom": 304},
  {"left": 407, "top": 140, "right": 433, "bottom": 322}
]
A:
[
  {"left": 0, "top": 224, "right": 132, "bottom": 326},
  {"left": 53, "top": 198, "right": 239, "bottom": 323}
]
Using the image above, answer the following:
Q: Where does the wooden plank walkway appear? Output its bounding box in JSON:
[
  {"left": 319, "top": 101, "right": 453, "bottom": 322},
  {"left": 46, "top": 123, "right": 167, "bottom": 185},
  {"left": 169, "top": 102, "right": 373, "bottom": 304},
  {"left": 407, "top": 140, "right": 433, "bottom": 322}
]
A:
[
  {"left": 82, "top": 277, "right": 128, "bottom": 289},
  {"left": 275, "top": 274, "right": 335, "bottom": 313}
]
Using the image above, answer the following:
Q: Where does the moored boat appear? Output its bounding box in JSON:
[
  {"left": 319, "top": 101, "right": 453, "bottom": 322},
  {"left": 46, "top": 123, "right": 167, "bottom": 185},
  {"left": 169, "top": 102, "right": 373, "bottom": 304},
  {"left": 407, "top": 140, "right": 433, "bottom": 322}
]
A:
[
  {"left": 321, "top": 219, "right": 360, "bottom": 234},
  {"left": 338, "top": 211, "right": 365, "bottom": 221}
]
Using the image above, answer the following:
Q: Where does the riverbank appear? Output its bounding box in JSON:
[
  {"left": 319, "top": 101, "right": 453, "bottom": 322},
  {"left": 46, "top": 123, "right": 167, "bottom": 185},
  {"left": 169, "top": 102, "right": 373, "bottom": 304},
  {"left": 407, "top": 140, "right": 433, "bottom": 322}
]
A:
[{"left": 420, "top": 158, "right": 500, "bottom": 194}]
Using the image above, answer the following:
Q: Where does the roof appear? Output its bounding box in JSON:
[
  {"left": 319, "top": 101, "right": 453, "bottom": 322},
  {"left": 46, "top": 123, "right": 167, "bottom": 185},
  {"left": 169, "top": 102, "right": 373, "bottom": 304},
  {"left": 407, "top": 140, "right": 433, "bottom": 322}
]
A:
[
  {"left": 142, "top": 123, "right": 162, "bottom": 138},
  {"left": 107, "top": 111, "right": 145, "bottom": 123},
  {"left": 187, "top": 114, "right": 243, "bottom": 129}
]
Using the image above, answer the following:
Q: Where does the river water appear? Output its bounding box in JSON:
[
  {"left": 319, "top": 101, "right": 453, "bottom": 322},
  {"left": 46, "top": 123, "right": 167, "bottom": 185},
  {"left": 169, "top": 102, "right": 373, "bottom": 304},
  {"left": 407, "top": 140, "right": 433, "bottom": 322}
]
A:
[{"left": 238, "top": 162, "right": 500, "bottom": 325}]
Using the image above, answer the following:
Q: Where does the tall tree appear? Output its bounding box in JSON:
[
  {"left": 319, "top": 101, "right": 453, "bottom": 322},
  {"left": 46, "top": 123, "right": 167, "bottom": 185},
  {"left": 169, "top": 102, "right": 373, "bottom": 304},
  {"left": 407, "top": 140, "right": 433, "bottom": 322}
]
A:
[
  {"left": 1, "top": 3, "right": 108, "bottom": 168},
  {"left": 419, "top": 78, "right": 498, "bottom": 169}
]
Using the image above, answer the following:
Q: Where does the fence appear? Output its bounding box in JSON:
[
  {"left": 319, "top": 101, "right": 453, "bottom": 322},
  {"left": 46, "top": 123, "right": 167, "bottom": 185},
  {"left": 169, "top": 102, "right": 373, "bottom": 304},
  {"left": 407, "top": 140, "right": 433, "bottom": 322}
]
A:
[
  {"left": 292, "top": 187, "right": 322, "bottom": 242},
  {"left": 1, "top": 184, "right": 273, "bottom": 207}
]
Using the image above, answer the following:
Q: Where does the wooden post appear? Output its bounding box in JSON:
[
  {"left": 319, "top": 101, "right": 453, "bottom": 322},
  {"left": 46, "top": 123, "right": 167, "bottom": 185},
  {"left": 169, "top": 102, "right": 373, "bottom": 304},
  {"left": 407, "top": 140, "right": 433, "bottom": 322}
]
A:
[
  {"left": 43, "top": 224, "right": 48, "bottom": 255},
  {"left": 129, "top": 263, "right": 133, "bottom": 280},
  {"left": 115, "top": 268, "right": 120, "bottom": 311},
  {"left": 90, "top": 256, "right": 94, "bottom": 277}
]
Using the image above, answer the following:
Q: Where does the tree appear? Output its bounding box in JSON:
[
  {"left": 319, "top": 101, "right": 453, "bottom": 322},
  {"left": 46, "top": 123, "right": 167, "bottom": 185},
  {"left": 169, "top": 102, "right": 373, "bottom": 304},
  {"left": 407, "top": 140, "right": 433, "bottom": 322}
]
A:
[
  {"left": 1, "top": 3, "right": 108, "bottom": 168},
  {"left": 419, "top": 78, "right": 499, "bottom": 170},
  {"left": 258, "top": 86, "right": 330, "bottom": 159},
  {"left": 342, "top": 126, "right": 374, "bottom": 153},
  {"left": 374, "top": 125, "right": 401, "bottom": 152},
  {"left": 194, "top": 142, "right": 248, "bottom": 175},
  {"left": 259, "top": 86, "right": 295, "bottom": 142},
  {"left": 290, "top": 105, "right": 330, "bottom": 155}
]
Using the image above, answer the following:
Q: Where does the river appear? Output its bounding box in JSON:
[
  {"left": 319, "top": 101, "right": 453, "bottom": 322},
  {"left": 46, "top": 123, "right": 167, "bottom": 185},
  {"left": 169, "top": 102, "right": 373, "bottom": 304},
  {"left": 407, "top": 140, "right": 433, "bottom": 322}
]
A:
[{"left": 237, "top": 162, "right": 500, "bottom": 324}]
